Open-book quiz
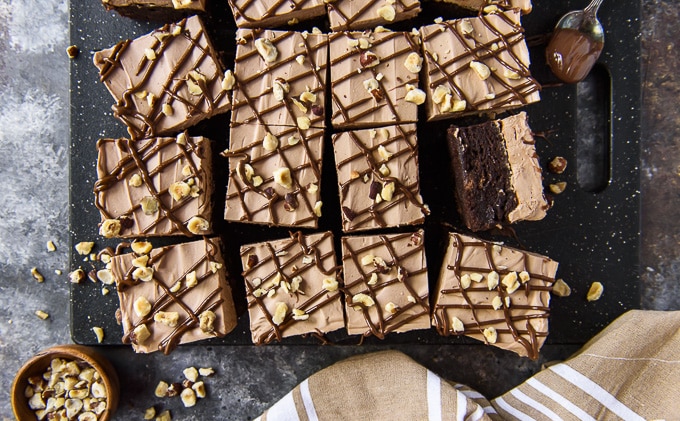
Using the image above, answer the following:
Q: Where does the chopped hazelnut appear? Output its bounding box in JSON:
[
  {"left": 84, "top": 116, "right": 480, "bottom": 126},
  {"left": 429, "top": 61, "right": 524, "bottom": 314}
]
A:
[
  {"left": 552, "top": 278, "right": 572, "bottom": 297},
  {"left": 586, "top": 281, "right": 604, "bottom": 301},
  {"left": 183, "top": 367, "right": 199, "bottom": 383},
  {"left": 322, "top": 278, "right": 338, "bottom": 292},
  {"left": 133, "top": 324, "right": 151, "bottom": 345},
  {"left": 133, "top": 296, "right": 152, "bottom": 317},
  {"left": 451, "top": 316, "right": 465, "bottom": 333},
  {"left": 376, "top": 4, "right": 396, "bottom": 21},
  {"left": 403, "top": 52, "right": 423, "bottom": 73},
  {"left": 470, "top": 61, "right": 491, "bottom": 80},
  {"left": 199, "top": 310, "right": 216, "bottom": 333},
  {"left": 487, "top": 271, "right": 499, "bottom": 290},
  {"left": 92, "top": 327, "right": 105, "bottom": 343},
  {"left": 31, "top": 267, "right": 45, "bottom": 283},
  {"left": 154, "top": 381, "right": 169, "bottom": 398},
  {"left": 272, "top": 302, "right": 288, "bottom": 325},
  {"left": 255, "top": 38, "right": 278, "bottom": 63},
  {"left": 66, "top": 45, "right": 79, "bottom": 59},
  {"left": 154, "top": 311, "right": 180, "bottom": 327},
  {"left": 352, "top": 293, "right": 375, "bottom": 308},
  {"left": 483, "top": 327, "right": 498, "bottom": 344},
  {"left": 222, "top": 69, "right": 236, "bottom": 91},
  {"left": 187, "top": 216, "right": 210, "bottom": 234},
  {"left": 100, "top": 219, "right": 121, "bottom": 238},
  {"left": 273, "top": 167, "right": 293, "bottom": 189},
  {"left": 549, "top": 182, "right": 567, "bottom": 195},
  {"left": 75, "top": 242, "right": 95, "bottom": 256},
  {"left": 35, "top": 310, "right": 49, "bottom": 320}
]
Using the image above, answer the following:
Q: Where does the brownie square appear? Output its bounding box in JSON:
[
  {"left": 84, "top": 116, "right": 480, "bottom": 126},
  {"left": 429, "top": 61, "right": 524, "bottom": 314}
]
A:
[
  {"left": 92, "top": 16, "right": 231, "bottom": 140},
  {"left": 329, "top": 30, "right": 423, "bottom": 130},
  {"left": 332, "top": 124, "right": 428, "bottom": 232},
  {"left": 95, "top": 135, "right": 213, "bottom": 238},
  {"left": 111, "top": 238, "right": 238, "bottom": 354},
  {"left": 227, "top": 0, "right": 327, "bottom": 28},
  {"left": 223, "top": 123, "right": 324, "bottom": 228},
  {"left": 240, "top": 232, "right": 344, "bottom": 344},
  {"left": 231, "top": 29, "right": 328, "bottom": 129},
  {"left": 433, "top": 232, "right": 559, "bottom": 359},
  {"left": 342, "top": 230, "right": 430, "bottom": 337},
  {"left": 432, "top": 0, "right": 532, "bottom": 14},
  {"left": 419, "top": 10, "right": 540, "bottom": 121},
  {"left": 327, "top": 0, "right": 422, "bottom": 31},
  {"left": 102, "top": 0, "right": 207, "bottom": 20}
]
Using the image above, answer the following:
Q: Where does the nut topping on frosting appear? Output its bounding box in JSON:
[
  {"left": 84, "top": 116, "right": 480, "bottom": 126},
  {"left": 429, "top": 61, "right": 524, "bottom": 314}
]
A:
[
  {"left": 403, "top": 52, "right": 423, "bottom": 73},
  {"left": 483, "top": 327, "right": 498, "bottom": 343},
  {"left": 469, "top": 61, "right": 491, "bottom": 80},
  {"left": 377, "top": 4, "right": 396, "bottom": 21},
  {"left": 273, "top": 167, "right": 293, "bottom": 189},
  {"left": 100, "top": 219, "right": 121, "bottom": 238},
  {"left": 254, "top": 38, "right": 278, "bottom": 63},
  {"left": 187, "top": 216, "right": 210, "bottom": 234}
]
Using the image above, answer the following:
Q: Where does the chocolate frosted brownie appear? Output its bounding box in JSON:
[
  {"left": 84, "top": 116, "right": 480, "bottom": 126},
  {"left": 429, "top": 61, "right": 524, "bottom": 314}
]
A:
[
  {"left": 95, "top": 134, "right": 213, "bottom": 238},
  {"left": 111, "top": 238, "right": 238, "bottom": 354},
  {"left": 227, "top": 0, "right": 327, "bottom": 29},
  {"left": 101, "top": 0, "right": 206, "bottom": 20},
  {"left": 342, "top": 230, "right": 430, "bottom": 338},
  {"left": 433, "top": 232, "right": 558, "bottom": 359},
  {"left": 327, "top": 0, "right": 422, "bottom": 31},
  {"left": 92, "top": 16, "right": 231, "bottom": 140},
  {"left": 329, "top": 30, "right": 423, "bottom": 130},
  {"left": 240, "top": 232, "right": 344, "bottom": 344},
  {"left": 333, "top": 124, "right": 429, "bottom": 232},
  {"left": 420, "top": 10, "right": 539, "bottom": 121},
  {"left": 231, "top": 29, "right": 328, "bottom": 129},
  {"left": 223, "top": 123, "right": 324, "bottom": 228},
  {"left": 447, "top": 112, "right": 548, "bottom": 231}
]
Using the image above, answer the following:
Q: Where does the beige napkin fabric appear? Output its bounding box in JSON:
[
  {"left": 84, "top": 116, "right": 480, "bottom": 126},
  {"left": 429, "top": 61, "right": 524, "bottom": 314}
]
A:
[
  {"left": 493, "top": 310, "right": 680, "bottom": 420},
  {"left": 257, "top": 310, "right": 680, "bottom": 421},
  {"left": 256, "top": 350, "right": 498, "bottom": 421}
]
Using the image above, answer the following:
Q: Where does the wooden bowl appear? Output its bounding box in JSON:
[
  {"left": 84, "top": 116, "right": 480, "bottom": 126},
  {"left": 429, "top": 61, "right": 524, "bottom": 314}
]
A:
[{"left": 11, "top": 344, "right": 120, "bottom": 421}]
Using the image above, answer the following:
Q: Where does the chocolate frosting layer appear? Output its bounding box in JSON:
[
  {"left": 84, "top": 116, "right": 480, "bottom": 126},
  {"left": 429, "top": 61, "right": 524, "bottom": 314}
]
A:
[
  {"left": 342, "top": 230, "right": 430, "bottom": 338},
  {"left": 227, "top": 0, "right": 326, "bottom": 29},
  {"left": 333, "top": 124, "right": 428, "bottom": 232},
  {"left": 240, "top": 231, "right": 344, "bottom": 345},
  {"left": 420, "top": 10, "right": 540, "bottom": 121},
  {"left": 330, "top": 30, "right": 422, "bottom": 130},
  {"left": 433, "top": 232, "right": 558, "bottom": 359},
  {"left": 94, "top": 135, "right": 213, "bottom": 237},
  {"left": 112, "top": 238, "right": 238, "bottom": 354},
  {"left": 232, "top": 29, "right": 328, "bottom": 129},
  {"left": 92, "top": 16, "right": 230, "bottom": 140},
  {"left": 327, "top": 0, "right": 422, "bottom": 31},
  {"left": 223, "top": 123, "right": 324, "bottom": 228}
]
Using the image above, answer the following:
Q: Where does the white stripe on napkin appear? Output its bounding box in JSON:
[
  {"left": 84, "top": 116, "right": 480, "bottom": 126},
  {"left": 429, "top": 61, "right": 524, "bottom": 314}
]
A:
[
  {"left": 456, "top": 389, "right": 468, "bottom": 421},
  {"left": 265, "top": 390, "right": 300, "bottom": 421},
  {"left": 549, "top": 364, "right": 644, "bottom": 421},
  {"left": 427, "top": 369, "right": 442, "bottom": 421},
  {"left": 468, "top": 404, "right": 486, "bottom": 421},
  {"left": 525, "top": 377, "right": 596, "bottom": 421},
  {"left": 510, "top": 389, "right": 563, "bottom": 421},
  {"left": 299, "top": 379, "right": 318, "bottom": 421},
  {"left": 494, "top": 397, "right": 537, "bottom": 421}
]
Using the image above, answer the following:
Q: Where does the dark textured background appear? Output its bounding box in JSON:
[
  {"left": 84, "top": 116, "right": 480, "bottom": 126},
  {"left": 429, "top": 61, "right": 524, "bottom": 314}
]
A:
[{"left": 1, "top": 1, "right": 678, "bottom": 419}]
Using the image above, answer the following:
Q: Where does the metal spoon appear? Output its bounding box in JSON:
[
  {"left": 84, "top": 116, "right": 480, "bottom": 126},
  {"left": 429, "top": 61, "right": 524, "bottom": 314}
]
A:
[{"left": 545, "top": 0, "right": 605, "bottom": 83}]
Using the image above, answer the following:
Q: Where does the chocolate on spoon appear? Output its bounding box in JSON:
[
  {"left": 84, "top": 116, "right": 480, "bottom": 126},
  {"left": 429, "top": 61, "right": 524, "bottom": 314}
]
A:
[{"left": 546, "top": 0, "right": 605, "bottom": 84}]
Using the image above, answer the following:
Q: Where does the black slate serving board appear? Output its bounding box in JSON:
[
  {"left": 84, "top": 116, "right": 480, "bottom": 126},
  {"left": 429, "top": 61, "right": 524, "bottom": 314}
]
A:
[{"left": 70, "top": 0, "right": 641, "bottom": 349}]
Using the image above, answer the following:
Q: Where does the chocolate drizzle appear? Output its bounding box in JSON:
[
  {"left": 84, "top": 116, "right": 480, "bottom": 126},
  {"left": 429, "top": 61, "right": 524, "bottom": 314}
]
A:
[
  {"left": 329, "top": 31, "right": 421, "bottom": 129},
  {"left": 94, "top": 135, "right": 210, "bottom": 237},
  {"left": 231, "top": 29, "right": 328, "bottom": 129},
  {"left": 115, "top": 238, "right": 231, "bottom": 354},
  {"left": 433, "top": 233, "right": 558, "bottom": 360},
  {"left": 241, "top": 232, "right": 344, "bottom": 345},
  {"left": 341, "top": 231, "right": 430, "bottom": 338},
  {"left": 333, "top": 124, "right": 429, "bottom": 231},
  {"left": 94, "top": 16, "right": 229, "bottom": 140},
  {"left": 421, "top": 10, "right": 540, "bottom": 118},
  {"left": 327, "top": 0, "right": 421, "bottom": 31}
]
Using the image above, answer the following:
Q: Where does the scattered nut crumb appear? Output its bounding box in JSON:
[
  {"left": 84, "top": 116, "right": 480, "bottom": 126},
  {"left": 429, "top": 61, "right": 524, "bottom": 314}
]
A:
[
  {"left": 548, "top": 156, "right": 568, "bottom": 174},
  {"left": 35, "top": 310, "right": 49, "bottom": 320},
  {"left": 143, "top": 406, "right": 156, "bottom": 420},
  {"left": 183, "top": 367, "right": 199, "bottom": 383},
  {"left": 31, "top": 267, "right": 44, "bottom": 283},
  {"left": 155, "top": 381, "right": 170, "bottom": 398},
  {"left": 156, "top": 409, "right": 172, "bottom": 421},
  {"left": 46, "top": 241, "right": 56, "bottom": 252},
  {"left": 75, "top": 241, "right": 95, "bottom": 256},
  {"left": 586, "top": 281, "right": 604, "bottom": 301},
  {"left": 198, "top": 367, "right": 214, "bottom": 377},
  {"left": 69, "top": 268, "right": 85, "bottom": 284},
  {"left": 549, "top": 182, "right": 567, "bottom": 195},
  {"left": 66, "top": 45, "right": 79, "bottom": 59},
  {"left": 92, "top": 326, "right": 105, "bottom": 343}
]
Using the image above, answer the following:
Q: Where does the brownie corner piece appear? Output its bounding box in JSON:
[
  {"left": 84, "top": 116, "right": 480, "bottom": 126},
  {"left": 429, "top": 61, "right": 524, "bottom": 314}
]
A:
[
  {"left": 432, "top": 232, "right": 558, "bottom": 359},
  {"left": 95, "top": 134, "right": 213, "bottom": 238},
  {"left": 92, "top": 16, "right": 231, "bottom": 140},
  {"left": 112, "top": 237, "right": 238, "bottom": 354},
  {"left": 240, "top": 231, "right": 344, "bottom": 344},
  {"left": 342, "top": 230, "right": 430, "bottom": 338}
]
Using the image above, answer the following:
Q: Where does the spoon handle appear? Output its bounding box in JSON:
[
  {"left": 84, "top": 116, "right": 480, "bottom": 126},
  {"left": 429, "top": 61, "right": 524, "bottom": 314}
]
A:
[{"left": 584, "top": 0, "right": 605, "bottom": 16}]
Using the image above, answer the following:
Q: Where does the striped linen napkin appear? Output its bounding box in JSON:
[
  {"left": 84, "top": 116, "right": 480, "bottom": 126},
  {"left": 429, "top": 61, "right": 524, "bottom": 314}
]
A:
[{"left": 257, "top": 310, "right": 680, "bottom": 420}]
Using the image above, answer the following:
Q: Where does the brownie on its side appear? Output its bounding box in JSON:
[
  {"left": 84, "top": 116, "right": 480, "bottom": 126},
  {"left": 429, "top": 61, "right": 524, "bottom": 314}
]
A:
[
  {"left": 111, "top": 238, "right": 238, "bottom": 354},
  {"left": 231, "top": 29, "right": 328, "bottom": 129},
  {"left": 329, "top": 30, "right": 423, "bottom": 130},
  {"left": 433, "top": 232, "right": 558, "bottom": 359},
  {"left": 227, "top": 0, "right": 327, "bottom": 29},
  {"left": 223, "top": 123, "right": 324, "bottom": 228},
  {"left": 240, "top": 232, "right": 344, "bottom": 345},
  {"left": 430, "top": 0, "right": 532, "bottom": 14},
  {"left": 95, "top": 134, "right": 213, "bottom": 238},
  {"left": 327, "top": 0, "right": 421, "bottom": 31},
  {"left": 420, "top": 10, "right": 539, "bottom": 121},
  {"left": 342, "top": 230, "right": 430, "bottom": 338},
  {"left": 333, "top": 124, "right": 428, "bottom": 232},
  {"left": 92, "top": 16, "right": 231, "bottom": 140},
  {"left": 447, "top": 112, "right": 548, "bottom": 231},
  {"left": 101, "top": 0, "right": 206, "bottom": 20}
]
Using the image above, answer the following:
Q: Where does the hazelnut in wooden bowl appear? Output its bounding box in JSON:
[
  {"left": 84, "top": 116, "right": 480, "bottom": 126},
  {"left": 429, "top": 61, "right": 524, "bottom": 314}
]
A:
[{"left": 11, "top": 344, "right": 119, "bottom": 421}]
